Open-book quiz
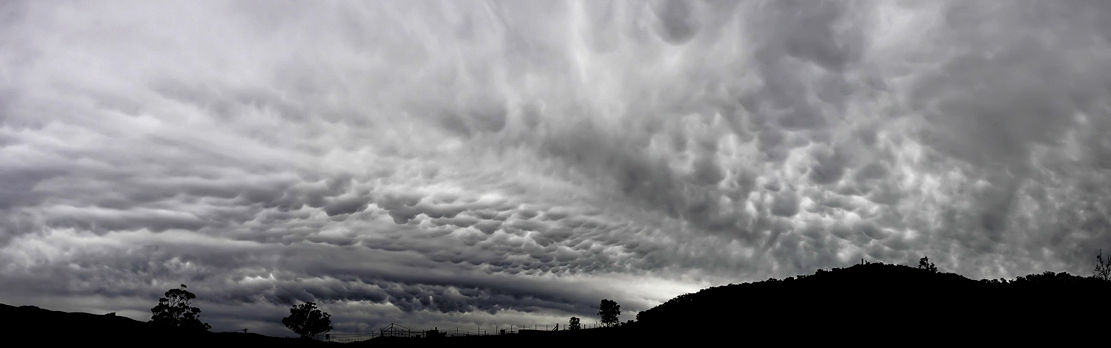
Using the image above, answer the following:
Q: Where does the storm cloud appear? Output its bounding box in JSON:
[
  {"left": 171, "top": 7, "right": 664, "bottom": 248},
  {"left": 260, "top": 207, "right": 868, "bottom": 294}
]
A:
[{"left": 3, "top": 0, "right": 1111, "bottom": 336}]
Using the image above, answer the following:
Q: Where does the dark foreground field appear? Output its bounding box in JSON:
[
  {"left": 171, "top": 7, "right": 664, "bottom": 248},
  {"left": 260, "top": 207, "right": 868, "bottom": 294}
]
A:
[{"left": 5, "top": 263, "right": 1109, "bottom": 346}]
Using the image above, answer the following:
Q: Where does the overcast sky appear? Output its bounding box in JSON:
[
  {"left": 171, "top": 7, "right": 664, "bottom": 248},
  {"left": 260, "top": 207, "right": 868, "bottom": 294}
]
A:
[{"left": 3, "top": 0, "right": 1111, "bottom": 337}]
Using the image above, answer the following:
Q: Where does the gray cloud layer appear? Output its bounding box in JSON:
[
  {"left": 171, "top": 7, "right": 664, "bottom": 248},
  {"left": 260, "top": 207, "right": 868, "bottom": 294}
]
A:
[{"left": 2, "top": 0, "right": 1111, "bottom": 336}]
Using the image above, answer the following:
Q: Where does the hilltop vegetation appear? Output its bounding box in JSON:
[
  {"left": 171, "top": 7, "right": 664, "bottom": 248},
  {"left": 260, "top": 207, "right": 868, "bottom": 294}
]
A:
[
  {"left": 0, "top": 303, "right": 326, "bottom": 347},
  {"left": 3, "top": 262, "right": 1108, "bottom": 346},
  {"left": 635, "top": 262, "right": 1111, "bottom": 339}
]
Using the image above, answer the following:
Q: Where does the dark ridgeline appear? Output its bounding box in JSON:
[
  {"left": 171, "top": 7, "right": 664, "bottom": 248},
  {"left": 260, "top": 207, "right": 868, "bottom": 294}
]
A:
[
  {"left": 635, "top": 261, "right": 1111, "bottom": 342},
  {"left": 3, "top": 260, "right": 1110, "bottom": 347},
  {"left": 0, "top": 303, "right": 329, "bottom": 347}
]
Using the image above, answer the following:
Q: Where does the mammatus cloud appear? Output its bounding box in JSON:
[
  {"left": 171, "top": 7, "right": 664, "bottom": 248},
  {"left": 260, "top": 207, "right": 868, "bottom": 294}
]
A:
[{"left": 2, "top": 0, "right": 1110, "bottom": 336}]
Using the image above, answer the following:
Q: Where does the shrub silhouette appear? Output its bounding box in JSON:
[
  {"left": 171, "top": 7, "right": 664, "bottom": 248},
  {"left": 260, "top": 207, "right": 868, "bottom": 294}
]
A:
[
  {"left": 568, "top": 316, "right": 581, "bottom": 331},
  {"left": 149, "top": 284, "right": 210, "bottom": 332},
  {"left": 598, "top": 299, "right": 620, "bottom": 327},
  {"left": 1095, "top": 249, "right": 1111, "bottom": 281},
  {"left": 282, "top": 302, "right": 332, "bottom": 339},
  {"left": 918, "top": 256, "right": 938, "bottom": 273}
]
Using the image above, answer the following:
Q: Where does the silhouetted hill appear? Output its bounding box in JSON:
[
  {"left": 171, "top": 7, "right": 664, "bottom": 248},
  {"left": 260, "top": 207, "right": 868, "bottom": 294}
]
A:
[
  {"left": 5, "top": 263, "right": 1107, "bottom": 346},
  {"left": 635, "top": 263, "right": 1111, "bottom": 341},
  {"left": 0, "top": 303, "right": 329, "bottom": 347}
]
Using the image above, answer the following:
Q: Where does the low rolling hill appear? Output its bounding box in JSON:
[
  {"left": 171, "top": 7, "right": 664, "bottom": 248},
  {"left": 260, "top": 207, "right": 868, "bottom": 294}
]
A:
[{"left": 4, "top": 262, "right": 1107, "bottom": 346}]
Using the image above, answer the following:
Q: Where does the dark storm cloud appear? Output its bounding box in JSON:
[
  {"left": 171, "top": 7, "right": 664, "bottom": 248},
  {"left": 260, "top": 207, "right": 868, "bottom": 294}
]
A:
[{"left": 2, "top": 0, "right": 1111, "bottom": 336}]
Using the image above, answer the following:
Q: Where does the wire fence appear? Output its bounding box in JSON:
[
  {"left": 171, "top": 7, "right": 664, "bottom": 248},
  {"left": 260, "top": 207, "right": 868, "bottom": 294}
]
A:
[{"left": 324, "top": 322, "right": 610, "bottom": 343}]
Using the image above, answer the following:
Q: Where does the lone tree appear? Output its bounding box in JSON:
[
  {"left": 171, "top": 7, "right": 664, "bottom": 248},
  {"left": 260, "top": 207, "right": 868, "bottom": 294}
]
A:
[
  {"left": 918, "top": 256, "right": 938, "bottom": 273},
  {"left": 150, "top": 284, "right": 211, "bottom": 331},
  {"left": 282, "top": 302, "right": 332, "bottom": 339},
  {"left": 598, "top": 299, "right": 620, "bottom": 327},
  {"left": 1096, "top": 249, "right": 1111, "bottom": 281},
  {"left": 568, "top": 316, "right": 581, "bottom": 331}
]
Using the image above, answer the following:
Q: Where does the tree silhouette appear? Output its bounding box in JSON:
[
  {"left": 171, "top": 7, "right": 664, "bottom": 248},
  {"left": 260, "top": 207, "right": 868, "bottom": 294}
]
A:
[
  {"left": 918, "top": 256, "right": 938, "bottom": 273},
  {"left": 598, "top": 299, "right": 620, "bottom": 327},
  {"left": 1096, "top": 249, "right": 1111, "bottom": 281},
  {"left": 282, "top": 302, "right": 332, "bottom": 339},
  {"left": 150, "top": 284, "right": 211, "bottom": 332},
  {"left": 568, "top": 316, "right": 581, "bottom": 331}
]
